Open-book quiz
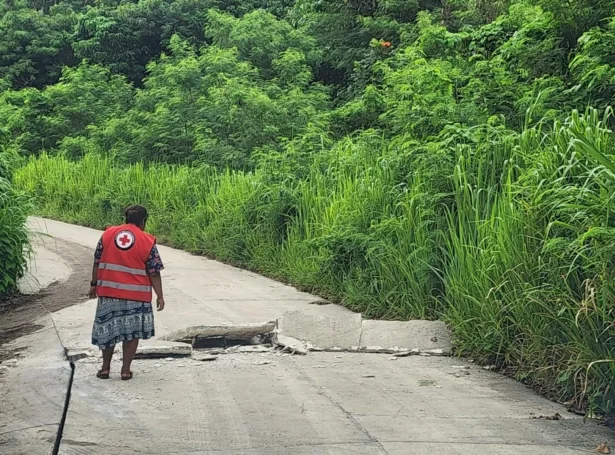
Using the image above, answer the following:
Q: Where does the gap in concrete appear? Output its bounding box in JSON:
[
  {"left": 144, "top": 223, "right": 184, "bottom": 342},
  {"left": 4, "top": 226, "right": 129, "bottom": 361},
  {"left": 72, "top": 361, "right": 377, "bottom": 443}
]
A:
[
  {"left": 185, "top": 322, "right": 277, "bottom": 351},
  {"left": 52, "top": 360, "right": 75, "bottom": 455},
  {"left": 192, "top": 332, "right": 275, "bottom": 349}
]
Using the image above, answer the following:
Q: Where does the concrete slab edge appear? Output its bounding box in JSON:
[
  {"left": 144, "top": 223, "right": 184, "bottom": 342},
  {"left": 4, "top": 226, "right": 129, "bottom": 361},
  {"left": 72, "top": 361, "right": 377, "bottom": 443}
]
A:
[
  {"left": 275, "top": 311, "right": 453, "bottom": 355},
  {"left": 271, "top": 335, "right": 450, "bottom": 357},
  {"left": 164, "top": 321, "right": 277, "bottom": 343},
  {"left": 312, "top": 347, "right": 449, "bottom": 356}
]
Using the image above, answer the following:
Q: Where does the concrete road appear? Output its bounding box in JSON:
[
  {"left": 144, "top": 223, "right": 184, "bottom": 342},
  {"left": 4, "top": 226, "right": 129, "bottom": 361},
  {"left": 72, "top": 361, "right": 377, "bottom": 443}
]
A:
[
  {"left": 26, "top": 218, "right": 354, "bottom": 355},
  {"left": 1, "top": 218, "right": 612, "bottom": 454},
  {"left": 60, "top": 354, "right": 610, "bottom": 455}
]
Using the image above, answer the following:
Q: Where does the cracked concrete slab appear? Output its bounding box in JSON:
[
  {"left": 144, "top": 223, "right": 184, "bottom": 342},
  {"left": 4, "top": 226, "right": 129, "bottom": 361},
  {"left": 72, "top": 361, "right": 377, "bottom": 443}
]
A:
[
  {"left": 277, "top": 310, "right": 363, "bottom": 349},
  {"left": 360, "top": 319, "right": 451, "bottom": 352},
  {"left": 66, "top": 339, "right": 193, "bottom": 361},
  {"left": 274, "top": 334, "right": 310, "bottom": 355},
  {"left": 166, "top": 322, "right": 276, "bottom": 343},
  {"left": 276, "top": 311, "right": 453, "bottom": 353},
  {"left": 133, "top": 340, "right": 192, "bottom": 358},
  {"left": 0, "top": 321, "right": 69, "bottom": 455}
]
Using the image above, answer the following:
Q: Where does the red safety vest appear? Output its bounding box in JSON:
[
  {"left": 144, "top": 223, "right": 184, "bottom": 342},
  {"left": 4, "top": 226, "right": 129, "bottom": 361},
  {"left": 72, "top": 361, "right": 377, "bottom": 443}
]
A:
[{"left": 97, "top": 224, "right": 156, "bottom": 303}]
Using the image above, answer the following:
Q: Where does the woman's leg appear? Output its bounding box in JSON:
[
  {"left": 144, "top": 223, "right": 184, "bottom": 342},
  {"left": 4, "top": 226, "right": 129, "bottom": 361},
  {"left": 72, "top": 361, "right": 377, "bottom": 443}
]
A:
[
  {"left": 122, "top": 339, "right": 139, "bottom": 376},
  {"left": 101, "top": 347, "right": 114, "bottom": 372},
  {"left": 97, "top": 347, "right": 114, "bottom": 378}
]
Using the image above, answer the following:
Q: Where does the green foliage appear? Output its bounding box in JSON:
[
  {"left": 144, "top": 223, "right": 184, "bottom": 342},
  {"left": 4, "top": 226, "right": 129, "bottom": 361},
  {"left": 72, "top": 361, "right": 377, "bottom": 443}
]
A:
[
  {"left": 0, "top": 0, "right": 77, "bottom": 88},
  {"left": 570, "top": 15, "right": 615, "bottom": 109},
  {"left": 72, "top": 0, "right": 214, "bottom": 84},
  {"left": 0, "top": 64, "right": 133, "bottom": 157},
  {"left": 1, "top": 10, "right": 329, "bottom": 167},
  {"left": 291, "top": 0, "right": 411, "bottom": 90},
  {"left": 113, "top": 25, "right": 327, "bottom": 167},
  {"left": 0, "top": 139, "right": 30, "bottom": 296},
  {"left": 0, "top": 0, "right": 296, "bottom": 88},
  {"left": 207, "top": 9, "right": 321, "bottom": 78}
]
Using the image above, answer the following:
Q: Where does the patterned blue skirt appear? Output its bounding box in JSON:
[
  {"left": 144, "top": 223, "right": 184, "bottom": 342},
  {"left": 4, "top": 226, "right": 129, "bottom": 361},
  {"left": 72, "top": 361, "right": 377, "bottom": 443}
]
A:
[{"left": 92, "top": 297, "right": 155, "bottom": 350}]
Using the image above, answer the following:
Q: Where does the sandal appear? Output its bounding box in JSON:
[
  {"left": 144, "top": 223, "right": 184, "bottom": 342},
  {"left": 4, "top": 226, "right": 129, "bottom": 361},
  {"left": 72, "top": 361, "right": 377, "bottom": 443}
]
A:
[
  {"left": 96, "top": 370, "right": 110, "bottom": 379},
  {"left": 121, "top": 372, "right": 133, "bottom": 381}
]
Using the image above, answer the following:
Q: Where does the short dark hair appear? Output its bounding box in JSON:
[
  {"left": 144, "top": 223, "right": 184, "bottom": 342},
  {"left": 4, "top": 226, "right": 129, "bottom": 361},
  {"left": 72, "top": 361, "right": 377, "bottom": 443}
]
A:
[{"left": 124, "top": 204, "right": 148, "bottom": 226}]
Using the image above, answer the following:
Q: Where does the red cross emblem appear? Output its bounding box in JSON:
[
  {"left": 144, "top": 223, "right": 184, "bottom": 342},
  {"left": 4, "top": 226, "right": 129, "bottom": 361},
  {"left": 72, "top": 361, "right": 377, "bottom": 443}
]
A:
[{"left": 114, "top": 230, "right": 135, "bottom": 250}]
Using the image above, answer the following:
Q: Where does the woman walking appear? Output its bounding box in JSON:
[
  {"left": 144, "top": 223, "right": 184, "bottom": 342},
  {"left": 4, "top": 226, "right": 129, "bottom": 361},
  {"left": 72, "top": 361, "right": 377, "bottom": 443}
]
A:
[{"left": 88, "top": 205, "right": 165, "bottom": 380}]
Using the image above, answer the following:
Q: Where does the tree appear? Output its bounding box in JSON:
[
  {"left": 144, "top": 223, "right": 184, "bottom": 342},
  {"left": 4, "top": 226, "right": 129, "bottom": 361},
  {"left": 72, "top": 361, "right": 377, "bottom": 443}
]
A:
[{"left": 0, "top": 0, "right": 77, "bottom": 88}]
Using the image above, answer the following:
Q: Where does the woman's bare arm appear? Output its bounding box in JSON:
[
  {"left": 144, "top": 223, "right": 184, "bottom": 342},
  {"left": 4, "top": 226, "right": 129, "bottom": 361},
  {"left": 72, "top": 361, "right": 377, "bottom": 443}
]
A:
[
  {"left": 149, "top": 273, "right": 165, "bottom": 311},
  {"left": 88, "top": 263, "right": 99, "bottom": 298}
]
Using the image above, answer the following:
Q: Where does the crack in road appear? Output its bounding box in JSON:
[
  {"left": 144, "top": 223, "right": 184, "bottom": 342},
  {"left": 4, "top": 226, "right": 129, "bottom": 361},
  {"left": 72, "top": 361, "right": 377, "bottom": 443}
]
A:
[{"left": 52, "top": 360, "right": 75, "bottom": 455}]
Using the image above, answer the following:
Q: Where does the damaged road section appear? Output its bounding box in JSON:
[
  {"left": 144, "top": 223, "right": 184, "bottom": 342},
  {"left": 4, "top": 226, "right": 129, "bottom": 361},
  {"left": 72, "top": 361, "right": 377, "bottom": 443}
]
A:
[
  {"left": 65, "top": 311, "right": 452, "bottom": 364},
  {"left": 159, "top": 312, "right": 452, "bottom": 357},
  {"left": 65, "top": 311, "right": 452, "bottom": 368},
  {"left": 167, "top": 321, "right": 276, "bottom": 348},
  {"left": 275, "top": 311, "right": 452, "bottom": 355}
]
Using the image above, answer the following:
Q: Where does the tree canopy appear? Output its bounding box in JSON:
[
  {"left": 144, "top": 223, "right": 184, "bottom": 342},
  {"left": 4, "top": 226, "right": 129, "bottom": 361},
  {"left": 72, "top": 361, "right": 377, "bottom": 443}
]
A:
[{"left": 0, "top": 0, "right": 613, "bottom": 167}]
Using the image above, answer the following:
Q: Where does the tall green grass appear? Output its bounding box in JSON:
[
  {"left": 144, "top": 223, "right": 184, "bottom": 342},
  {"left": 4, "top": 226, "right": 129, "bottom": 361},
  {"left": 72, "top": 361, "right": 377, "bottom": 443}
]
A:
[
  {"left": 15, "top": 110, "right": 615, "bottom": 417},
  {"left": 0, "top": 148, "right": 31, "bottom": 296}
]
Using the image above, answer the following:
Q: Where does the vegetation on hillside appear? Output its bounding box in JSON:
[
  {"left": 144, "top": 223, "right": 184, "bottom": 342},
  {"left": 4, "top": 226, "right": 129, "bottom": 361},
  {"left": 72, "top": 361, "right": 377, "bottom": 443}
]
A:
[{"left": 3, "top": 0, "right": 615, "bottom": 417}]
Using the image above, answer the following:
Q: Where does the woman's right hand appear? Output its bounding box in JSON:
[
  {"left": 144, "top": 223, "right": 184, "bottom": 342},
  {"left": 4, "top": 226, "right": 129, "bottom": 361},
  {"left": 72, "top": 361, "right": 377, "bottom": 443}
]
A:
[
  {"left": 88, "top": 286, "right": 97, "bottom": 299},
  {"left": 156, "top": 297, "right": 165, "bottom": 312}
]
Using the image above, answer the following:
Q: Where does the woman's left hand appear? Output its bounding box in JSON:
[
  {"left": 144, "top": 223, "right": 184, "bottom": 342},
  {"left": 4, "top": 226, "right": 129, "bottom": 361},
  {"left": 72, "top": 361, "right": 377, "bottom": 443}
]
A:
[{"left": 88, "top": 286, "right": 97, "bottom": 299}]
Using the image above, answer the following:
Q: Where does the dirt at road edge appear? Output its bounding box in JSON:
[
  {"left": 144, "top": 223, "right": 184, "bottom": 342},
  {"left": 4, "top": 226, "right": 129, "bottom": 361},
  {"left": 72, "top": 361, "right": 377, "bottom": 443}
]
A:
[{"left": 0, "top": 238, "right": 94, "bottom": 361}]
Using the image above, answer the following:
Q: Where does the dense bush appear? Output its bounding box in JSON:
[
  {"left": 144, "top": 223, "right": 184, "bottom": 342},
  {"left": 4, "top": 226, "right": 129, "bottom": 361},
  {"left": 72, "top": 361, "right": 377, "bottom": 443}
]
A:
[{"left": 0, "top": 146, "right": 30, "bottom": 296}]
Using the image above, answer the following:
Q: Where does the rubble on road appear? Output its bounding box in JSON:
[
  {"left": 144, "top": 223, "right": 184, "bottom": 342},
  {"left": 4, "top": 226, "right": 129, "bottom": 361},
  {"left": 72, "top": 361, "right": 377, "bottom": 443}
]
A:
[
  {"left": 392, "top": 349, "right": 421, "bottom": 357},
  {"left": 237, "top": 345, "right": 272, "bottom": 353},
  {"left": 100, "top": 310, "right": 455, "bottom": 362},
  {"left": 531, "top": 413, "right": 563, "bottom": 421},
  {"left": 192, "top": 352, "right": 217, "bottom": 362},
  {"left": 66, "top": 349, "right": 95, "bottom": 361},
  {"left": 595, "top": 443, "right": 611, "bottom": 454},
  {"left": 273, "top": 335, "right": 309, "bottom": 355}
]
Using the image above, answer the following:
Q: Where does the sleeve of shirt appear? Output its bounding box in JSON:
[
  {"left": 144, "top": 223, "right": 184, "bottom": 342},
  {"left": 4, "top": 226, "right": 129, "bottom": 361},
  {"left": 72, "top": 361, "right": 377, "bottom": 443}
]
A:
[
  {"left": 146, "top": 245, "right": 164, "bottom": 275},
  {"left": 94, "top": 238, "right": 103, "bottom": 263}
]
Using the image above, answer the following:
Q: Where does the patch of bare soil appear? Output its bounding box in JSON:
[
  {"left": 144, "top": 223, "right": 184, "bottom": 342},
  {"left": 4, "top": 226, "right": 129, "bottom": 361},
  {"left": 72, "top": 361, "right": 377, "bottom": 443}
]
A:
[{"left": 0, "top": 238, "right": 94, "bottom": 359}]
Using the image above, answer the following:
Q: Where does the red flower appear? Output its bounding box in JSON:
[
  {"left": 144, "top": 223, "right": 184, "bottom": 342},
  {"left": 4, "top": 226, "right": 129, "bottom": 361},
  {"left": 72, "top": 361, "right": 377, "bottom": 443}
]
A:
[{"left": 381, "top": 41, "right": 391, "bottom": 48}]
